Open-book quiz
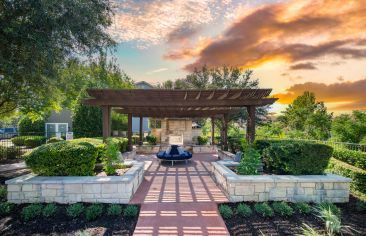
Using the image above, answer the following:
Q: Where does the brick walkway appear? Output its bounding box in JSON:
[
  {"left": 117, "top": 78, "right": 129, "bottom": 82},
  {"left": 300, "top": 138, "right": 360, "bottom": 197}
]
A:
[{"left": 130, "top": 154, "right": 229, "bottom": 236}]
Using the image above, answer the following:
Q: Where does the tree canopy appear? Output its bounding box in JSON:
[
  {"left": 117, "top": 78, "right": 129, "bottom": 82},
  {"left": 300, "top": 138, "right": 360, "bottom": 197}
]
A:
[
  {"left": 0, "top": 0, "right": 114, "bottom": 116},
  {"left": 331, "top": 110, "right": 366, "bottom": 143}
]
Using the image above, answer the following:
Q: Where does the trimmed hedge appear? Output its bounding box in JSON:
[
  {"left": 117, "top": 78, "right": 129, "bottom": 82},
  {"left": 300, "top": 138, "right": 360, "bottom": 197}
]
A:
[
  {"left": 18, "top": 116, "right": 45, "bottom": 135},
  {"left": 262, "top": 141, "right": 333, "bottom": 175},
  {"left": 327, "top": 158, "right": 366, "bottom": 194},
  {"left": 0, "top": 146, "right": 20, "bottom": 160},
  {"left": 333, "top": 148, "right": 366, "bottom": 170},
  {"left": 11, "top": 136, "right": 27, "bottom": 146},
  {"left": 25, "top": 140, "right": 98, "bottom": 176},
  {"left": 24, "top": 136, "right": 47, "bottom": 148}
]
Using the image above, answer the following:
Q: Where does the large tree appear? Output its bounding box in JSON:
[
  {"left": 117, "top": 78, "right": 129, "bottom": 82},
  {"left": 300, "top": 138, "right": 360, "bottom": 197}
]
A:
[
  {"left": 279, "top": 91, "right": 333, "bottom": 140},
  {"left": 332, "top": 110, "right": 366, "bottom": 143},
  {"left": 0, "top": 0, "right": 114, "bottom": 116}
]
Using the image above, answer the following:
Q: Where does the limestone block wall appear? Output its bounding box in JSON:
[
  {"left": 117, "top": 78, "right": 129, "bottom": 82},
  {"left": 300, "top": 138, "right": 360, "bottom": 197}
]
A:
[
  {"left": 6, "top": 161, "right": 144, "bottom": 204},
  {"left": 161, "top": 119, "right": 193, "bottom": 144},
  {"left": 212, "top": 161, "right": 351, "bottom": 203}
]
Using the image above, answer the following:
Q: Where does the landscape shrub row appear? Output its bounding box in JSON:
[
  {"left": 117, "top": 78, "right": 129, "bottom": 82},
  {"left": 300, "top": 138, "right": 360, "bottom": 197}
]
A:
[
  {"left": 257, "top": 140, "right": 333, "bottom": 175},
  {"left": 0, "top": 146, "right": 20, "bottom": 160},
  {"left": 11, "top": 136, "right": 47, "bottom": 147},
  {"left": 332, "top": 148, "right": 366, "bottom": 170},
  {"left": 327, "top": 158, "right": 366, "bottom": 194},
  {"left": 25, "top": 139, "right": 98, "bottom": 176},
  {"left": 0, "top": 202, "right": 139, "bottom": 221}
]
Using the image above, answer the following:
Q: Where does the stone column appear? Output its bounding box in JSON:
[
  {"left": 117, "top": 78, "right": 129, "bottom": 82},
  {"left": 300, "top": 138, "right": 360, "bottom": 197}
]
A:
[
  {"left": 102, "top": 106, "right": 111, "bottom": 142},
  {"left": 246, "top": 106, "right": 256, "bottom": 143}
]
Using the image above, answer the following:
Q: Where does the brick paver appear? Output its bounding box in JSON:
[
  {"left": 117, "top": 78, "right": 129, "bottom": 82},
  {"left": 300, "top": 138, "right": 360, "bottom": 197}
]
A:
[{"left": 131, "top": 154, "right": 229, "bottom": 236}]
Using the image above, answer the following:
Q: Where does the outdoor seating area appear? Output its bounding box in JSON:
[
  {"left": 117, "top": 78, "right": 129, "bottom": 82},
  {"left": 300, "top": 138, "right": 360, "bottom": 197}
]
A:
[{"left": 156, "top": 145, "right": 192, "bottom": 166}]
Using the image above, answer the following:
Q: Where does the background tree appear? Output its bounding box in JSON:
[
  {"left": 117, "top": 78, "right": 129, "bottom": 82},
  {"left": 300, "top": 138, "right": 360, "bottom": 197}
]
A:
[
  {"left": 0, "top": 0, "right": 114, "bottom": 116},
  {"left": 331, "top": 110, "right": 366, "bottom": 143},
  {"left": 278, "top": 91, "right": 333, "bottom": 140}
]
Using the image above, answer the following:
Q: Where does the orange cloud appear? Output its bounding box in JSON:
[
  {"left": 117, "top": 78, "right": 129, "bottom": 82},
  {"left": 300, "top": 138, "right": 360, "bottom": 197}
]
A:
[
  {"left": 167, "top": 0, "right": 366, "bottom": 71},
  {"left": 274, "top": 78, "right": 366, "bottom": 111}
]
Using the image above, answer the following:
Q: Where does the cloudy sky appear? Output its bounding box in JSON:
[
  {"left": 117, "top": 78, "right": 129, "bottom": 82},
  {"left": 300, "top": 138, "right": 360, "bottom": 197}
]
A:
[{"left": 109, "top": 0, "right": 366, "bottom": 114}]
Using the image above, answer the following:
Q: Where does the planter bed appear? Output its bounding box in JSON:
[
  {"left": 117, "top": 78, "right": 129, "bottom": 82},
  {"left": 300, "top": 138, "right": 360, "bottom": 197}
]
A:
[
  {"left": 220, "top": 196, "right": 366, "bottom": 236},
  {"left": 5, "top": 160, "right": 144, "bottom": 204},
  {"left": 213, "top": 160, "right": 351, "bottom": 203},
  {"left": 0, "top": 203, "right": 139, "bottom": 236}
]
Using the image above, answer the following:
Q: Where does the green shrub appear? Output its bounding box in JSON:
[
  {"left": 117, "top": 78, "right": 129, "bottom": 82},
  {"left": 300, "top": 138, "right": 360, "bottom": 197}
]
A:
[
  {"left": 228, "top": 136, "right": 242, "bottom": 152},
  {"left": 25, "top": 140, "right": 98, "bottom": 176},
  {"left": 236, "top": 203, "right": 252, "bottom": 217},
  {"left": 107, "top": 204, "right": 122, "bottom": 216},
  {"left": 22, "top": 204, "right": 43, "bottom": 221},
  {"left": 132, "top": 135, "right": 140, "bottom": 145},
  {"left": 73, "top": 105, "right": 102, "bottom": 138},
  {"left": 0, "top": 202, "right": 14, "bottom": 216},
  {"left": 18, "top": 116, "right": 45, "bottom": 135},
  {"left": 262, "top": 141, "right": 333, "bottom": 175},
  {"left": 101, "top": 138, "right": 120, "bottom": 175},
  {"left": 333, "top": 148, "right": 366, "bottom": 170},
  {"left": 146, "top": 135, "right": 157, "bottom": 145},
  {"left": 123, "top": 205, "right": 138, "bottom": 218},
  {"left": 355, "top": 201, "right": 366, "bottom": 212},
  {"left": 316, "top": 202, "right": 341, "bottom": 217},
  {"left": 315, "top": 203, "right": 342, "bottom": 235},
  {"left": 294, "top": 202, "right": 311, "bottom": 214},
  {"left": 254, "top": 202, "right": 274, "bottom": 217},
  {"left": 219, "top": 204, "right": 233, "bottom": 219},
  {"left": 47, "top": 137, "right": 64, "bottom": 144},
  {"left": 197, "top": 136, "right": 208, "bottom": 145},
  {"left": 109, "top": 137, "right": 128, "bottom": 153},
  {"left": 70, "top": 138, "right": 106, "bottom": 161},
  {"left": 272, "top": 202, "right": 294, "bottom": 217},
  {"left": 237, "top": 147, "right": 261, "bottom": 175},
  {"left": 24, "top": 136, "right": 47, "bottom": 148},
  {"left": 66, "top": 203, "right": 84, "bottom": 218},
  {"left": 0, "top": 146, "right": 20, "bottom": 160},
  {"left": 11, "top": 136, "right": 27, "bottom": 146},
  {"left": 42, "top": 203, "right": 57, "bottom": 218},
  {"left": 85, "top": 204, "right": 103, "bottom": 221},
  {"left": 0, "top": 186, "right": 6, "bottom": 201},
  {"left": 327, "top": 158, "right": 366, "bottom": 194}
]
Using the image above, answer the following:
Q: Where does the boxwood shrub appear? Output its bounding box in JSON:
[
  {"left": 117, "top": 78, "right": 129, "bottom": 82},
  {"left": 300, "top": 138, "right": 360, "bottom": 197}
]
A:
[
  {"left": 11, "top": 136, "right": 27, "bottom": 146},
  {"left": 262, "top": 141, "right": 333, "bottom": 175},
  {"left": 327, "top": 158, "right": 366, "bottom": 194},
  {"left": 25, "top": 140, "right": 98, "bottom": 176},
  {"left": 70, "top": 138, "right": 106, "bottom": 162},
  {"left": 24, "top": 136, "right": 47, "bottom": 148},
  {"left": 332, "top": 148, "right": 366, "bottom": 170}
]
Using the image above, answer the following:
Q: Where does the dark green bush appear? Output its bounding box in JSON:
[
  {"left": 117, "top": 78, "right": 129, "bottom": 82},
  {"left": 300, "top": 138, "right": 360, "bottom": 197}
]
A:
[
  {"left": 25, "top": 140, "right": 98, "bottom": 176},
  {"left": 85, "top": 204, "right": 103, "bottom": 221},
  {"left": 73, "top": 105, "right": 102, "bottom": 138},
  {"left": 42, "top": 203, "right": 57, "bottom": 218},
  {"left": 109, "top": 137, "right": 128, "bottom": 153},
  {"left": 18, "top": 116, "right": 45, "bottom": 135},
  {"left": 22, "top": 204, "right": 43, "bottom": 221},
  {"left": 11, "top": 136, "right": 27, "bottom": 146},
  {"left": 101, "top": 138, "right": 120, "bottom": 175},
  {"left": 272, "top": 202, "right": 294, "bottom": 217},
  {"left": 333, "top": 148, "right": 366, "bottom": 170},
  {"left": 66, "top": 203, "right": 84, "bottom": 218},
  {"left": 146, "top": 135, "right": 157, "bottom": 145},
  {"left": 24, "top": 136, "right": 47, "bottom": 148},
  {"left": 0, "top": 146, "right": 20, "bottom": 160},
  {"left": 237, "top": 147, "right": 261, "bottom": 175},
  {"left": 294, "top": 202, "right": 311, "bottom": 214},
  {"left": 219, "top": 204, "right": 233, "bottom": 219},
  {"left": 197, "top": 136, "right": 208, "bottom": 145},
  {"left": 355, "top": 201, "right": 366, "bottom": 212},
  {"left": 262, "top": 141, "right": 333, "bottom": 175},
  {"left": 236, "top": 203, "right": 252, "bottom": 217},
  {"left": 70, "top": 138, "right": 106, "bottom": 161},
  {"left": 228, "top": 136, "right": 242, "bottom": 152},
  {"left": 254, "top": 202, "right": 274, "bottom": 217},
  {"left": 327, "top": 158, "right": 366, "bottom": 194},
  {"left": 107, "top": 204, "right": 122, "bottom": 216},
  {"left": 0, "top": 186, "right": 6, "bottom": 201},
  {"left": 47, "top": 137, "right": 64, "bottom": 144},
  {"left": 0, "top": 202, "right": 14, "bottom": 216},
  {"left": 123, "top": 205, "right": 138, "bottom": 218}
]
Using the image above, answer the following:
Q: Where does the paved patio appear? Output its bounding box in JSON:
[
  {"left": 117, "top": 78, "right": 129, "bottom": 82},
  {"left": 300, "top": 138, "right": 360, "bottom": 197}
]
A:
[{"left": 131, "top": 153, "right": 229, "bottom": 236}]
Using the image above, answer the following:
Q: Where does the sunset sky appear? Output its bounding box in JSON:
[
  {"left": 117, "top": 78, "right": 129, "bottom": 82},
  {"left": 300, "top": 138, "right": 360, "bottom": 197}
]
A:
[{"left": 109, "top": 0, "right": 366, "bottom": 114}]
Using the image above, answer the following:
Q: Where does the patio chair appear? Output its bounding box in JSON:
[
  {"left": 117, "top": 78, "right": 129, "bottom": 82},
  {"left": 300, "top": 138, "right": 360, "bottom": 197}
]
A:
[{"left": 156, "top": 145, "right": 192, "bottom": 166}]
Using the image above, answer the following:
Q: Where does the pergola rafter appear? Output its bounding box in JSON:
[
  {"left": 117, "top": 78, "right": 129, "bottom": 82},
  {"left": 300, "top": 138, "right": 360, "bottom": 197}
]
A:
[{"left": 84, "top": 88, "right": 278, "bottom": 151}]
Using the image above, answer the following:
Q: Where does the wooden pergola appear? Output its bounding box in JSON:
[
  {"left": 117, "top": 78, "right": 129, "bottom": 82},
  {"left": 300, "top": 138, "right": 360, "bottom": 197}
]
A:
[{"left": 84, "top": 88, "right": 277, "bottom": 151}]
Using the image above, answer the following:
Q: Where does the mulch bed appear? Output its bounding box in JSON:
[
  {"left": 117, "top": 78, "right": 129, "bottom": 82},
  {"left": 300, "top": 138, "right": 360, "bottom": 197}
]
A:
[
  {"left": 0, "top": 203, "right": 139, "bottom": 236},
  {"left": 221, "top": 195, "right": 366, "bottom": 236}
]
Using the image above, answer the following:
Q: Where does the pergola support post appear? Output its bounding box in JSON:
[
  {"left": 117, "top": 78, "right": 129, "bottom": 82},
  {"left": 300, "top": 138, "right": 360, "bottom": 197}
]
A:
[
  {"left": 102, "top": 106, "right": 111, "bottom": 142},
  {"left": 139, "top": 116, "right": 143, "bottom": 146},
  {"left": 222, "top": 114, "right": 229, "bottom": 151},
  {"left": 211, "top": 117, "right": 215, "bottom": 145},
  {"left": 128, "top": 113, "right": 133, "bottom": 151},
  {"left": 246, "top": 105, "right": 256, "bottom": 143}
]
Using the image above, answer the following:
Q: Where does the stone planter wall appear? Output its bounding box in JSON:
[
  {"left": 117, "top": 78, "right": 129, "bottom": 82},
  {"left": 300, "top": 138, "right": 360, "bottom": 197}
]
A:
[
  {"left": 6, "top": 161, "right": 144, "bottom": 204},
  {"left": 212, "top": 160, "right": 351, "bottom": 203},
  {"left": 218, "top": 150, "right": 235, "bottom": 160},
  {"left": 136, "top": 145, "right": 217, "bottom": 154}
]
